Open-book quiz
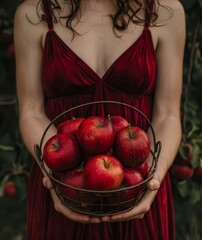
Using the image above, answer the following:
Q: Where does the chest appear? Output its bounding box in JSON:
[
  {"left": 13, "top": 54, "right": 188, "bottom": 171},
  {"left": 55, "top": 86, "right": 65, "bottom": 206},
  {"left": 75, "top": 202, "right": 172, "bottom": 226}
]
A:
[
  {"left": 42, "top": 28, "right": 157, "bottom": 100},
  {"left": 41, "top": 2, "right": 158, "bottom": 79},
  {"left": 54, "top": 28, "right": 149, "bottom": 77}
]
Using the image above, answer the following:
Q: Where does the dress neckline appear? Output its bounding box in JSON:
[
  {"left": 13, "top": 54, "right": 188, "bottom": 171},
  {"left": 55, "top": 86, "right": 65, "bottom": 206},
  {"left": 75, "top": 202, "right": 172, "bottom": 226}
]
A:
[{"left": 45, "top": 28, "right": 153, "bottom": 80}]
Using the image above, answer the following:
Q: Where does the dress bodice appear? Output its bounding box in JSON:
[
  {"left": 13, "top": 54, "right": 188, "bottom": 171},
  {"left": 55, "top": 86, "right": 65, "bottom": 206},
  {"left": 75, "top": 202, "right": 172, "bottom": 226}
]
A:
[
  {"left": 41, "top": 0, "right": 157, "bottom": 130},
  {"left": 42, "top": 29, "right": 156, "bottom": 99}
]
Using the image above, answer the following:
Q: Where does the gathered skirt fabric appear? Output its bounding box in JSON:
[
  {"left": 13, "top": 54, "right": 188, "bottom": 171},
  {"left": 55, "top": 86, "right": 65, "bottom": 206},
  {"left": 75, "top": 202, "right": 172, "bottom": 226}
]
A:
[{"left": 26, "top": 161, "right": 175, "bottom": 240}]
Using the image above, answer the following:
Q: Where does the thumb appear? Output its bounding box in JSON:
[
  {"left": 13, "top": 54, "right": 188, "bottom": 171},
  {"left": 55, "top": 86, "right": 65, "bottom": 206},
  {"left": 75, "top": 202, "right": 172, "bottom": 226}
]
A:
[
  {"left": 43, "top": 176, "right": 54, "bottom": 189},
  {"left": 146, "top": 178, "right": 160, "bottom": 191}
]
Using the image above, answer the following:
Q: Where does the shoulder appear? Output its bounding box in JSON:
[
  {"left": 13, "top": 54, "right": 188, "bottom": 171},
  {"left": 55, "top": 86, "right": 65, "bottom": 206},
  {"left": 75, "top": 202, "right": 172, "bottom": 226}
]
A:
[
  {"left": 156, "top": 0, "right": 185, "bottom": 25},
  {"left": 158, "top": 0, "right": 184, "bottom": 10},
  {"left": 154, "top": 0, "right": 186, "bottom": 44},
  {"left": 15, "top": 0, "right": 40, "bottom": 22},
  {"left": 152, "top": 1, "right": 186, "bottom": 66},
  {"left": 14, "top": 0, "right": 47, "bottom": 43}
]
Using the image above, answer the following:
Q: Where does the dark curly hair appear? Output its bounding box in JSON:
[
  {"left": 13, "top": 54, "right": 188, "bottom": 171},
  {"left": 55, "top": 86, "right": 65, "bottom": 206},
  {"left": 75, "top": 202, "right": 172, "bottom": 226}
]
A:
[{"left": 37, "top": 0, "right": 170, "bottom": 37}]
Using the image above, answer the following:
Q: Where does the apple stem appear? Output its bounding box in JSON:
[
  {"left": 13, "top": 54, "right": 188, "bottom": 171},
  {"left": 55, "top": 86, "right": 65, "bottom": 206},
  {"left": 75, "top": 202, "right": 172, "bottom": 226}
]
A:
[
  {"left": 103, "top": 158, "right": 110, "bottom": 169},
  {"left": 80, "top": 161, "right": 85, "bottom": 170},
  {"left": 52, "top": 141, "right": 60, "bottom": 151},
  {"left": 127, "top": 124, "right": 134, "bottom": 139},
  {"left": 107, "top": 114, "right": 111, "bottom": 122}
]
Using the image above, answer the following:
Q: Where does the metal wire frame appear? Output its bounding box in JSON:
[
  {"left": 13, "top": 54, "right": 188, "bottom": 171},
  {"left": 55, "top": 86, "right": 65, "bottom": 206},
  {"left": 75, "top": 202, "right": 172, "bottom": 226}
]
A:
[{"left": 34, "top": 101, "right": 162, "bottom": 216}]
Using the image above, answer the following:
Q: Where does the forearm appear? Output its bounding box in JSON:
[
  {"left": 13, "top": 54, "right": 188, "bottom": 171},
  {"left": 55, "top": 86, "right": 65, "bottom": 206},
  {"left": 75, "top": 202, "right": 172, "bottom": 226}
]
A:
[
  {"left": 19, "top": 112, "right": 57, "bottom": 159},
  {"left": 149, "top": 115, "right": 181, "bottom": 183}
]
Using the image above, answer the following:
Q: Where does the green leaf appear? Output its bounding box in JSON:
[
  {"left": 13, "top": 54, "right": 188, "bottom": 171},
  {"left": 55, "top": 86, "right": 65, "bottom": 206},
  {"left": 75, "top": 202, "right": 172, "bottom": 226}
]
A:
[
  {"left": 192, "top": 137, "right": 202, "bottom": 148},
  {"left": 0, "top": 175, "right": 10, "bottom": 197},
  {"left": 191, "top": 144, "right": 202, "bottom": 168},
  {"left": 177, "top": 181, "right": 191, "bottom": 198},
  {"left": 187, "top": 120, "right": 199, "bottom": 137},
  {"left": 189, "top": 181, "right": 202, "bottom": 204},
  {"left": 2, "top": 28, "right": 13, "bottom": 35},
  {"left": 179, "top": 143, "right": 193, "bottom": 161}
]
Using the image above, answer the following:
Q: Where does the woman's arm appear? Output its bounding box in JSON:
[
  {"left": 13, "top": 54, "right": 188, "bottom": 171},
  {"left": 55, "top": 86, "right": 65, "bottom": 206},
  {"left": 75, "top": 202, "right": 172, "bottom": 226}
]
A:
[
  {"left": 14, "top": 1, "right": 55, "bottom": 157},
  {"left": 103, "top": 0, "right": 186, "bottom": 222},
  {"left": 148, "top": 0, "right": 186, "bottom": 184},
  {"left": 14, "top": 1, "right": 101, "bottom": 224}
]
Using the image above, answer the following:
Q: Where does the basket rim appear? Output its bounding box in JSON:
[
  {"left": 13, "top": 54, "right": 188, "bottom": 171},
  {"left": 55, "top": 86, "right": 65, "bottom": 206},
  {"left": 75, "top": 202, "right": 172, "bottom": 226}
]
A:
[
  {"left": 34, "top": 100, "right": 162, "bottom": 194},
  {"left": 39, "top": 100, "right": 158, "bottom": 152}
]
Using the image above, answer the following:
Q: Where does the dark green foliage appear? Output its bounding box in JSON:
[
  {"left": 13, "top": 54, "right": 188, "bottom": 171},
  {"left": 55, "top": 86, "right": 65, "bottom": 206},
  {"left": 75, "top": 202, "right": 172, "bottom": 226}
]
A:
[{"left": 0, "top": 0, "right": 201, "bottom": 239}]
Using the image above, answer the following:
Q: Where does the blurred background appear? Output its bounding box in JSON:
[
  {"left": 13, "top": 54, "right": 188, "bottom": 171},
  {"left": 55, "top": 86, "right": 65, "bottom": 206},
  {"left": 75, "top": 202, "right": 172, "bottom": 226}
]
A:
[{"left": 0, "top": 0, "right": 202, "bottom": 239}]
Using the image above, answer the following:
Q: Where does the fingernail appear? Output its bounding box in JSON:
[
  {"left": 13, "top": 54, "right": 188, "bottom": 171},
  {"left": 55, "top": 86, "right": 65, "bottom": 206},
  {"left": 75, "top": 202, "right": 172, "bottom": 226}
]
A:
[{"left": 102, "top": 217, "right": 110, "bottom": 222}]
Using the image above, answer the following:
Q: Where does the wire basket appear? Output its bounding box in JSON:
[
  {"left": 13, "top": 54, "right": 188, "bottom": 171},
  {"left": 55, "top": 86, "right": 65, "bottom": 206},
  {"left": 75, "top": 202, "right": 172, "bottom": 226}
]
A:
[{"left": 34, "top": 100, "right": 161, "bottom": 216}]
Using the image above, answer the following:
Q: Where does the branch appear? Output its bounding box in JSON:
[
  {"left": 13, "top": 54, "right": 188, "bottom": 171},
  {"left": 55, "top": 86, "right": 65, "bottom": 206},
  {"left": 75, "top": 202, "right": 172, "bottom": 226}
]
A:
[
  {"left": 0, "top": 98, "right": 16, "bottom": 106},
  {"left": 0, "top": 145, "right": 15, "bottom": 151}
]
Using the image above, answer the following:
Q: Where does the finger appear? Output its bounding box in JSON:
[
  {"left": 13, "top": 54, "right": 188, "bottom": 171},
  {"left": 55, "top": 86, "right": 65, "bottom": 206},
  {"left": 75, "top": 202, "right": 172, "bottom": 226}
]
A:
[
  {"left": 61, "top": 206, "right": 101, "bottom": 223},
  {"left": 109, "top": 208, "right": 139, "bottom": 221},
  {"left": 89, "top": 216, "right": 102, "bottom": 223},
  {"left": 103, "top": 178, "right": 160, "bottom": 222},
  {"left": 106, "top": 205, "right": 144, "bottom": 221},
  {"left": 146, "top": 178, "right": 160, "bottom": 191},
  {"left": 50, "top": 189, "right": 101, "bottom": 223},
  {"left": 60, "top": 205, "right": 91, "bottom": 223},
  {"left": 109, "top": 189, "right": 157, "bottom": 221},
  {"left": 104, "top": 213, "right": 145, "bottom": 222},
  {"left": 43, "top": 176, "right": 54, "bottom": 189},
  {"left": 62, "top": 206, "right": 101, "bottom": 223},
  {"left": 51, "top": 190, "right": 90, "bottom": 223},
  {"left": 102, "top": 216, "right": 111, "bottom": 222}
]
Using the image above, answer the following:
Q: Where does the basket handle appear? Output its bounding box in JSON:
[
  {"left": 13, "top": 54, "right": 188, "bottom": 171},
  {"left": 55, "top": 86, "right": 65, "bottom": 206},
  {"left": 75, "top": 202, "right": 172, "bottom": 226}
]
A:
[
  {"left": 37, "top": 100, "right": 159, "bottom": 154},
  {"left": 155, "top": 141, "right": 162, "bottom": 161},
  {"left": 34, "top": 144, "right": 46, "bottom": 174}
]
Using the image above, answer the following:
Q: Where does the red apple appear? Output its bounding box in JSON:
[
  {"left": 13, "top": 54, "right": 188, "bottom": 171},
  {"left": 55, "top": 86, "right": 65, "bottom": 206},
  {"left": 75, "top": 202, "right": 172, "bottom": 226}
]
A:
[
  {"left": 57, "top": 117, "right": 85, "bottom": 135},
  {"left": 113, "top": 125, "right": 150, "bottom": 168},
  {"left": 136, "top": 161, "right": 149, "bottom": 178},
  {"left": 193, "top": 167, "right": 202, "bottom": 184},
  {"left": 82, "top": 147, "right": 113, "bottom": 164},
  {"left": 108, "top": 115, "right": 129, "bottom": 134},
  {"left": 77, "top": 116, "right": 115, "bottom": 155},
  {"left": 170, "top": 162, "right": 194, "bottom": 181},
  {"left": 107, "top": 168, "right": 144, "bottom": 207},
  {"left": 53, "top": 171, "right": 64, "bottom": 181},
  {"left": 3, "top": 181, "right": 17, "bottom": 198},
  {"left": 193, "top": 167, "right": 202, "bottom": 177},
  {"left": 84, "top": 154, "right": 124, "bottom": 191},
  {"left": 122, "top": 168, "right": 144, "bottom": 199},
  {"left": 61, "top": 166, "right": 98, "bottom": 204},
  {"left": 43, "top": 133, "right": 81, "bottom": 172},
  {"left": 61, "top": 166, "right": 85, "bottom": 200}
]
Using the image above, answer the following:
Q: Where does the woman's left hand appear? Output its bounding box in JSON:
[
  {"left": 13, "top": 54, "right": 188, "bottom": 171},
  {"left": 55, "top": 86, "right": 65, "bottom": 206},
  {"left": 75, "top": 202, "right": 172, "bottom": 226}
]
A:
[{"left": 102, "top": 177, "right": 160, "bottom": 222}]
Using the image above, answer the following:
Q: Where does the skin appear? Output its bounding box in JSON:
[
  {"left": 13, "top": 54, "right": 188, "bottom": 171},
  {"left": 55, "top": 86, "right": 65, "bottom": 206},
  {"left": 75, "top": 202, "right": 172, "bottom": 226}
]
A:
[{"left": 14, "top": 0, "right": 186, "bottom": 223}]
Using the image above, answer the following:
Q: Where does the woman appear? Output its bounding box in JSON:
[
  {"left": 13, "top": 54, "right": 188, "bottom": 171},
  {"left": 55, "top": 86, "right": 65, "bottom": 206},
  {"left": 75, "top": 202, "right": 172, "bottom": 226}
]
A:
[{"left": 14, "top": 0, "right": 185, "bottom": 239}]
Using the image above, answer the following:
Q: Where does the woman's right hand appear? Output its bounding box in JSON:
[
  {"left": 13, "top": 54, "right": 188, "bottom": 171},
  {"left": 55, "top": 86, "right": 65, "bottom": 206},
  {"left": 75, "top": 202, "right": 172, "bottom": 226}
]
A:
[{"left": 43, "top": 176, "right": 102, "bottom": 224}]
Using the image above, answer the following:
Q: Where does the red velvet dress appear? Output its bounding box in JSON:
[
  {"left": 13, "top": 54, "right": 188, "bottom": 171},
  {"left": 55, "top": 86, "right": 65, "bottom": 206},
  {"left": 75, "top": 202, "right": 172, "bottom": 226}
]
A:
[{"left": 26, "top": 0, "right": 175, "bottom": 239}]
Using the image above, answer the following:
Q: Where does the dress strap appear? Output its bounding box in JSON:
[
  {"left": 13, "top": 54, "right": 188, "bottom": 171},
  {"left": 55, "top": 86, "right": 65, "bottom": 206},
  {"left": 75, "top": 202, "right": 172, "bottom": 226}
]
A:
[
  {"left": 41, "top": 0, "right": 53, "bottom": 30},
  {"left": 144, "top": 0, "right": 154, "bottom": 29}
]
